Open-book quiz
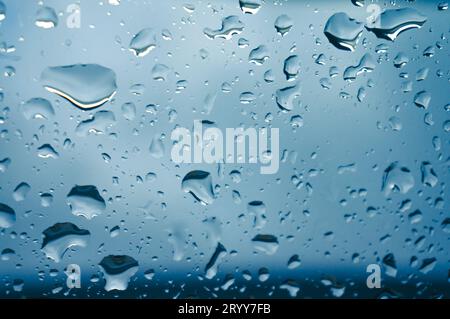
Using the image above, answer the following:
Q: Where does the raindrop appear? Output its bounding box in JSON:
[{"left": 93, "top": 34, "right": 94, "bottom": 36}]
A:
[
  {"left": 381, "top": 162, "right": 414, "bottom": 196},
  {"left": 239, "top": 0, "right": 261, "bottom": 14},
  {"left": 41, "top": 64, "right": 117, "bottom": 110},
  {"left": 41, "top": 222, "right": 90, "bottom": 262},
  {"left": 204, "top": 16, "right": 244, "bottom": 40},
  {"left": 366, "top": 8, "right": 427, "bottom": 41},
  {"left": 0, "top": 203, "right": 15, "bottom": 228},
  {"left": 13, "top": 182, "right": 31, "bottom": 202},
  {"left": 324, "top": 13, "right": 363, "bottom": 51},
  {"left": 21, "top": 98, "right": 54, "bottom": 120},
  {"left": 274, "top": 14, "right": 293, "bottom": 36},
  {"left": 129, "top": 28, "right": 156, "bottom": 57},
  {"left": 35, "top": 6, "right": 58, "bottom": 29},
  {"left": 343, "top": 53, "right": 376, "bottom": 81},
  {"left": 66, "top": 185, "right": 106, "bottom": 219},
  {"left": 99, "top": 255, "right": 139, "bottom": 291},
  {"left": 182, "top": 170, "right": 214, "bottom": 205}
]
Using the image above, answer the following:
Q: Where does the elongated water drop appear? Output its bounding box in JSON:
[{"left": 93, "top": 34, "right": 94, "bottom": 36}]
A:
[
  {"left": 41, "top": 64, "right": 117, "bottom": 110},
  {"left": 366, "top": 8, "right": 427, "bottom": 41}
]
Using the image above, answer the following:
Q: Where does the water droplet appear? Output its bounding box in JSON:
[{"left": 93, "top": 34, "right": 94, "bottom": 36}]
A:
[
  {"left": 324, "top": 13, "right": 363, "bottom": 51},
  {"left": 1, "top": 248, "right": 15, "bottom": 261},
  {"left": 251, "top": 234, "right": 279, "bottom": 255},
  {"left": 276, "top": 83, "right": 300, "bottom": 112},
  {"left": 182, "top": 170, "right": 214, "bottom": 205},
  {"left": 99, "top": 255, "right": 139, "bottom": 291},
  {"left": 0, "top": 203, "right": 15, "bottom": 228},
  {"left": 393, "top": 52, "right": 409, "bottom": 68},
  {"left": 366, "top": 8, "right": 427, "bottom": 41},
  {"left": 67, "top": 185, "right": 106, "bottom": 219},
  {"left": 21, "top": 98, "right": 54, "bottom": 120},
  {"left": 129, "top": 28, "right": 156, "bottom": 57},
  {"left": 75, "top": 110, "right": 116, "bottom": 137},
  {"left": 249, "top": 45, "right": 269, "bottom": 65},
  {"left": 239, "top": 0, "right": 261, "bottom": 14},
  {"left": 258, "top": 267, "right": 270, "bottom": 282},
  {"left": 381, "top": 162, "right": 414, "bottom": 196},
  {"left": 149, "top": 135, "right": 165, "bottom": 158},
  {"left": 0, "top": 1, "right": 6, "bottom": 21},
  {"left": 205, "top": 242, "right": 226, "bottom": 279},
  {"left": 420, "top": 161, "right": 438, "bottom": 187},
  {"left": 152, "top": 63, "right": 170, "bottom": 81},
  {"left": 35, "top": 6, "right": 58, "bottom": 29},
  {"left": 37, "top": 144, "right": 59, "bottom": 159},
  {"left": 247, "top": 201, "right": 267, "bottom": 230},
  {"left": 388, "top": 116, "right": 402, "bottom": 131},
  {"left": 280, "top": 279, "right": 300, "bottom": 297},
  {"left": 382, "top": 253, "right": 397, "bottom": 277},
  {"left": 414, "top": 90, "right": 431, "bottom": 109},
  {"left": 351, "top": 0, "right": 364, "bottom": 7},
  {"left": 287, "top": 254, "right": 301, "bottom": 269},
  {"left": 418, "top": 258, "right": 436, "bottom": 274},
  {"left": 121, "top": 102, "right": 136, "bottom": 121},
  {"left": 41, "top": 222, "right": 90, "bottom": 262},
  {"left": 204, "top": 16, "right": 244, "bottom": 40},
  {"left": 13, "top": 182, "right": 31, "bottom": 202},
  {"left": 40, "top": 193, "right": 53, "bottom": 207},
  {"left": 0, "top": 158, "right": 11, "bottom": 173},
  {"left": 274, "top": 14, "right": 293, "bottom": 36},
  {"left": 110, "top": 225, "right": 120, "bottom": 238},
  {"left": 343, "top": 53, "right": 376, "bottom": 81},
  {"left": 438, "top": 2, "right": 448, "bottom": 10},
  {"left": 41, "top": 64, "right": 117, "bottom": 110},
  {"left": 283, "top": 55, "right": 301, "bottom": 81}
]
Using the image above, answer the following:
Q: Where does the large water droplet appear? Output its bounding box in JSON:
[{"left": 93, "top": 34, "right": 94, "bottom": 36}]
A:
[
  {"left": 276, "top": 83, "right": 301, "bottom": 111},
  {"left": 13, "top": 182, "right": 31, "bottom": 202},
  {"left": 343, "top": 53, "right": 376, "bottom": 81},
  {"left": 0, "top": 203, "right": 15, "bottom": 228},
  {"left": 149, "top": 135, "right": 165, "bottom": 158},
  {"left": 0, "top": 1, "right": 6, "bottom": 21},
  {"left": 251, "top": 234, "right": 279, "bottom": 255},
  {"left": 182, "top": 170, "right": 214, "bottom": 205},
  {"left": 129, "top": 28, "right": 156, "bottom": 57},
  {"left": 35, "top": 6, "right": 58, "bottom": 29},
  {"left": 249, "top": 45, "right": 270, "bottom": 65},
  {"left": 247, "top": 201, "right": 267, "bottom": 230},
  {"left": 205, "top": 242, "right": 226, "bottom": 279},
  {"left": 21, "top": 98, "right": 54, "bottom": 120},
  {"left": 414, "top": 91, "right": 431, "bottom": 109},
  {"left": 382, "top": 253, "right": 397, "bottom": 277},
  {"left": 75, "top": 110, "right": 116, "bottom": 137},
  {"left": 41, "top": 222, "right": 90, "bottom": 262},
  {"left": 420, "top": 161, "right": 438, "bottom": 187},
  {"left": 381, "top": 162, "right": 414, "bottom": 196},
  {"left": 324, "top": 13, "right": 364, "bottom": 51},
  {"left": 99, "top": 255, "right": 139, "bottom": 291},
  {"left": 67, "top": 185, "right": 106, "bottom": 219},
  {"left": 283, "top": 55, "right": 301, "bottom": 81},
  {"left": 366, "top": 8, "right": 427, "bottom": 41},
  {"left": 37, "top": 144, "right": 59, "bottom": 159},
  {"left": 274, "top": 14, "right": 293, "bottom": 36},
  {"left": 204, "top": 16, "right": 244, "bottom": 40},
  {"left": 41, "top": 64, "right": 117, "bottom": 110},
  {"left": 239, "top": 0, "right": 261, "bottom": 14}
]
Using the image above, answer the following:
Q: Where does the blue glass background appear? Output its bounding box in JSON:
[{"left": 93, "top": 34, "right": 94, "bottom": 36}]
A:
[{"left": 0, "top": 0, "right": 448, "bottom": 298}]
